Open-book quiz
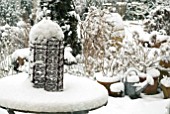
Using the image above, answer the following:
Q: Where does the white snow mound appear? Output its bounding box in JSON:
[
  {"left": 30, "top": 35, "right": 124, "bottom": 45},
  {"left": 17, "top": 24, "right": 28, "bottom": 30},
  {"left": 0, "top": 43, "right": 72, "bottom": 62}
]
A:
[
  {"left": 161, "top": 76, "right": 170, "bottom": 87},
  {"left": 29, "top": 19, "right": 64, "bottom": 43},
  {"left": 110, "top": 82, "right": 124, "bottom": 92},
  {"left": 96, "top": 74, "right": 120, "bottom": 83}
]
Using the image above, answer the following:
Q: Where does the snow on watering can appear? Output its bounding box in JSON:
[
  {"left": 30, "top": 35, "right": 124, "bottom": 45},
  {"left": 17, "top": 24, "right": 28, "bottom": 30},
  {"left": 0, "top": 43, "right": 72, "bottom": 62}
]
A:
[{"left": 124, "top": 68, "right": 154, "bottom": 99}]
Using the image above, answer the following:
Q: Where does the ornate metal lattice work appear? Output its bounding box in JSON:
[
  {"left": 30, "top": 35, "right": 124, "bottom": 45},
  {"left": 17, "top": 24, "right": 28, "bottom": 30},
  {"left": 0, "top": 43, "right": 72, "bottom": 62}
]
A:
[{"left": 29, "top": 39, "right": 64, "bottom": 91}]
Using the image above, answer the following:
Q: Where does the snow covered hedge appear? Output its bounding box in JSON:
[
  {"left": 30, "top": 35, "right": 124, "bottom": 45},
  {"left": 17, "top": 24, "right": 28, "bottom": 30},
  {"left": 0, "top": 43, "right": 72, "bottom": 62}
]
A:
[
  {"left": 81, "top": 7, "right": 125, "bottom": 77},
  {"left": 144, "top": 6, "right": 170, "bottom": 35},
  {"left": 124, "top": 2, "right": 149, "bottom": 20},
  {"left": 0, "top": 21, "right": 30, "bottom": 63}
]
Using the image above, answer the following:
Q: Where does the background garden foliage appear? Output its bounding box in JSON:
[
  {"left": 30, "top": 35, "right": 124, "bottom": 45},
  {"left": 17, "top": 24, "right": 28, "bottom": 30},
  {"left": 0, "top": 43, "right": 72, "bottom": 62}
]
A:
[{"left": 0, "top": 0, "right": 170, "bottom": 78}]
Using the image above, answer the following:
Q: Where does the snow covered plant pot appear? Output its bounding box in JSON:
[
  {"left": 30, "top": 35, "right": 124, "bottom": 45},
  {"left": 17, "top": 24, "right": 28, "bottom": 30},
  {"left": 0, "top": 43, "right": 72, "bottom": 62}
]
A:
[
  {"left": 96, "top": 74, "right": 120, "bottom": 96},
  {"left": 160, "top": 76, "right": 170, "bottom": 99},
  {"left": 29, "top": 19, "right": 64, "bottom": 92},
  {"left": 139, "top": 68, "right": 160, "bottom": 95},
  {"left": 110, "top": 82, "right": 124, "bottom": 97},
  {"left": 160, "top": 60, "right": 170, "bottom": 68}
]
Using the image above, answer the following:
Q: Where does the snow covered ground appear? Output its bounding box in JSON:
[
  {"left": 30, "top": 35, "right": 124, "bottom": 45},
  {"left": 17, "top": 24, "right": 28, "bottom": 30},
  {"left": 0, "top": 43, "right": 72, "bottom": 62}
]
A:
[
  {"left": 0, "top": 73, "right": 168, "bottom": 114},
  {"left": 0, "top": 94, "right": 169, "bottom": 114},
  {"left": 89, "top": 94, "right": 170, "bottom": 114}
]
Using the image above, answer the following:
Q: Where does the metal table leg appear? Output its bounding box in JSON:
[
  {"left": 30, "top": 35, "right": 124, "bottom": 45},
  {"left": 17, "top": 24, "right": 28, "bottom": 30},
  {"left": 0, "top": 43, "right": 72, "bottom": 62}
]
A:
[
  {"left": 39, "top": 111, "right": 89, "bottom": 114},
  {"left": 71, "top": 111, "right": 88, "bottom": 114},
  {"left": 6, "top": 109, "right": 15, "bottom": 114}
]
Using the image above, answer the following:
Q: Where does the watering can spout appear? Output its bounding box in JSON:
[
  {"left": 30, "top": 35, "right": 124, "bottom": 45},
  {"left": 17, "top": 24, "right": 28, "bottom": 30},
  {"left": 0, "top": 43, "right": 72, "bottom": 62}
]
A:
[
  {"left": 135, "top": 82, "right": 149, "bottom": 94},
  {"left": 135, "top": 74, "right": 154, "bottom": 94}
]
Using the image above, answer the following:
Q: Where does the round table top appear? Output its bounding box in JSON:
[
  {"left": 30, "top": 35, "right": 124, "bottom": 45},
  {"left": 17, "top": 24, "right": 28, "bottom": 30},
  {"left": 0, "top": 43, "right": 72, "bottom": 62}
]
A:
[{"left": 0, "top": 73, "right": 108, "bottom": 113}]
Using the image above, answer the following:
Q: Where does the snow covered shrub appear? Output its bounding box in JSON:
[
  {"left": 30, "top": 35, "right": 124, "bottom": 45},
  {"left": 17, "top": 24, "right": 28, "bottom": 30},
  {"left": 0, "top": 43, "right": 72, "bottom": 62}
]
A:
[
  {"left": 0, "top": 48, "right": 30, "bottom": 78},
  {"left": 0, "top": 0, "right": 20, "bottom": 26},
  {"left": 159, "top": 37, "right": 170, "bottom": 69},
  {"left": 136, "top": 31, "right": 168, "bottom": 48},
  {"left": 124, "top": 2, "right": 149, "bottom": 20},
  {"left": 159, "top": 37, "right": 170, "bottom": 79},
  {"left": 144, "top": 6, "right": 170, "bottom": 35},
  {"left": 17, "top": 20, "right": 31, "bottom": 47},
  {"left": 121, "top": 31, "right": 161, "bottom": 73},
  {"left": 0, "top": 23, "right": 29, "bottom": 63},
  {"left": 20, "top": 0, "right": 33, "bottom": 24},
  {"left": 116, "top": 2, "right": 127, "bottom": 17},
  {"left": 37, "top": 0, "right": 82, "bottom": 56},
  {"left": 81, "top": 7, "right": 125, "bottom": 77},
  {"left": 0, "top": 0, "right": 33, "bottom": 26},
  {"left": 121, "top": 30, "right": 165, "bottom": 95}
]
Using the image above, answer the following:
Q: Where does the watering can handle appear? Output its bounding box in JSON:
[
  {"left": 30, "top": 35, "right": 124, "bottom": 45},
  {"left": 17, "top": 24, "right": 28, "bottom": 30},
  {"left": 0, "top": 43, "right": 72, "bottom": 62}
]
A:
[{"left": 124, "top": 68, "right": 140, "bottom": 82}]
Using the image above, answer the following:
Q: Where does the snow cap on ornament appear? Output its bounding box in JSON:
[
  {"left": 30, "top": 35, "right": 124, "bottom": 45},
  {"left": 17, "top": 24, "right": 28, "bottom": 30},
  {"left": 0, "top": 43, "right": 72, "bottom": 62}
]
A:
[{"left": 29, "top": 18, "right": 64, "bottom": 43}]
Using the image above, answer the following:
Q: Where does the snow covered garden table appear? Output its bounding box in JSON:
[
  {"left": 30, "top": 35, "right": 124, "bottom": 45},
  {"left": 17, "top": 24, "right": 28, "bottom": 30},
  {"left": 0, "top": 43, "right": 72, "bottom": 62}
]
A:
[{"left": 0, "top": 73, "right": 108, "bottom": 114}]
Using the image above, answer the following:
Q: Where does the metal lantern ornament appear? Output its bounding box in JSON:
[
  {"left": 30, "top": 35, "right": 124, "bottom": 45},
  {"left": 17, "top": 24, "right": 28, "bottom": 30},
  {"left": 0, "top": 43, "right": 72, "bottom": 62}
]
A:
[{"left": 29, "top": 19, "right": 64, "bottom": 92}]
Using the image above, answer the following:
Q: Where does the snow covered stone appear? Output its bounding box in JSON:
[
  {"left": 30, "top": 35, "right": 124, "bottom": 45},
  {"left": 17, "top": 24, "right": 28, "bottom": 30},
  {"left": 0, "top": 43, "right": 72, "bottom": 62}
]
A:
[
  {"left": 29, "top": 18, "right": 64, "bottom": 43},
  {"left": 29, "top": 19, "right": 64, "bottom": 92}
]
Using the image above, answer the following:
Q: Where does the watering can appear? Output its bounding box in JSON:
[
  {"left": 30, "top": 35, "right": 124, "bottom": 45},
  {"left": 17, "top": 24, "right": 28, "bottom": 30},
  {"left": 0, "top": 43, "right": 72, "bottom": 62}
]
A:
[{"left": 124, "top": 68, "right": 154, "bottom": 99}]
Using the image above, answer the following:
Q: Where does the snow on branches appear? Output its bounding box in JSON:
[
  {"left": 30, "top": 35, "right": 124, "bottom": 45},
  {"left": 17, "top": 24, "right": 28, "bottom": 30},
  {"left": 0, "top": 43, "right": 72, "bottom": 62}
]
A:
[
  {"left": 121, "top": 31, "right": 161, "bottom": 73},
  {"left": 81, "top": 7, "right": 125, "bottom": 77},
  {"left": 0, "top": 24, "right": 29, "bottom": 61},
  {"left": 144, "top": 6, "right": 170, "bottom": 35}
]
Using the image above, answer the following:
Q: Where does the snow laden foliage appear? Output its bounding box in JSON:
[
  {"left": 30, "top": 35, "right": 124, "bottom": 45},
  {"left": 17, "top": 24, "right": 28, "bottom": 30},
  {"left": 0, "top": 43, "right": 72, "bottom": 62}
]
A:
[
  {"left": 144, "top": 5, "right": 170, "bottom": 35},
  {"left": 0, "top": 22, "right": 30, "bottom": 77},
  {"left": 124, "top": 2, "right": 149, "bottom": 20},
  {"left": 16, "top": 20, "right": 31, "bottom": 47},
  {"left": 37, "top": 0, "right": 81, "bottom": 56},
  {"left": 0, "top": 48, "right": 30, "bottom": 78},
  {"left": 121, "top": 31, "right": 161, "bottom": 73},
  {"left": 0, "top": 0, "right": 33, "bottom": 26},
  {"left": 159, "top": 37, "right": 170, "bottom": 69},
  {"left": 0, "top": 0, "right": 20, "bottom": 26},
  {"left": 0, "top": 23, "right": 30, "bottom": 61},
  {"left": 20, "top": 0, "right": 33, "bottom": 23},
  {"left": 160, "top": 39, "right": 170, "bottom": 61},
  {"left": 81, "top": 7, "right": 125, "bottom": 77}
]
